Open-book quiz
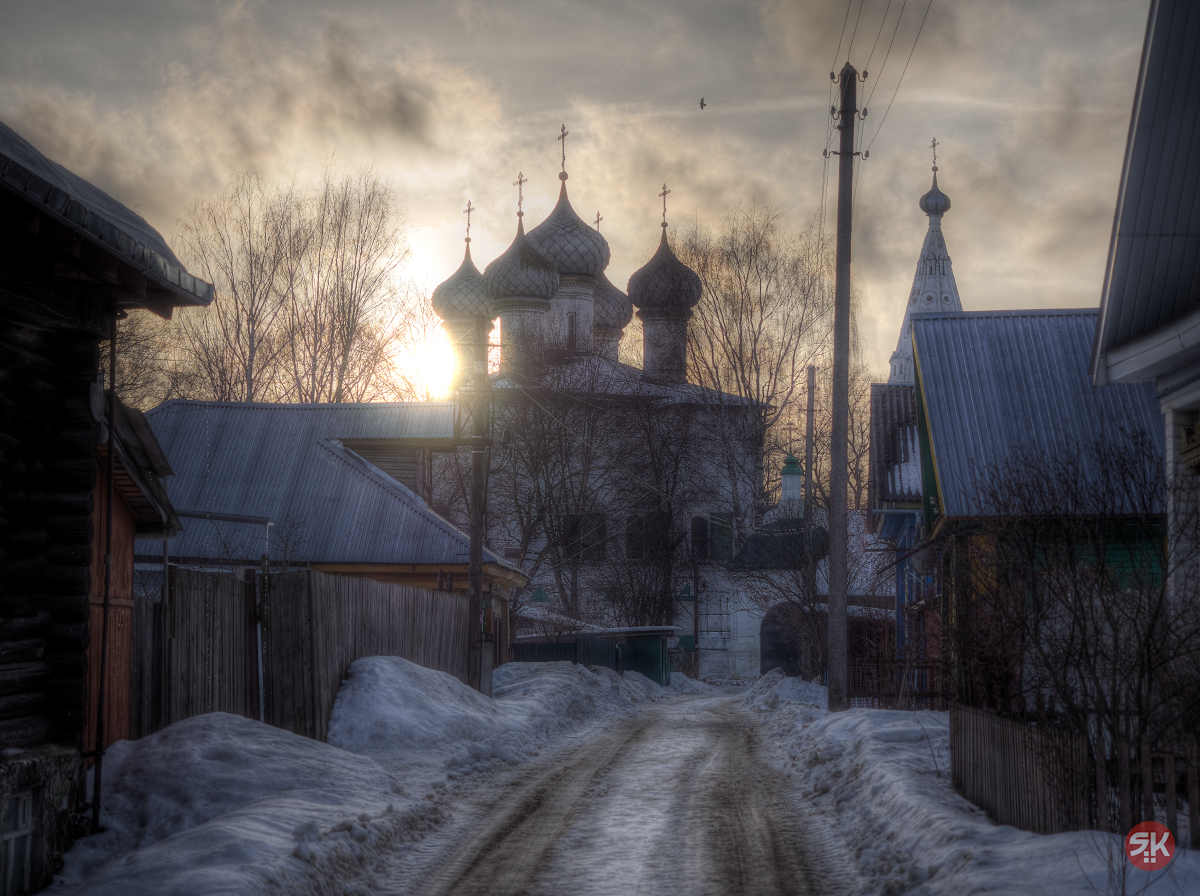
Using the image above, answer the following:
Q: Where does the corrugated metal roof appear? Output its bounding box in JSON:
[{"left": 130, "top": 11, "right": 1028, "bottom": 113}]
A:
[
  {"left": 869, "top": 384, "right": 922, "bottom": 504},
  {"left": 133, "top": 400, "right": 511, "bottom": 567},
  {"left": 912, "top": 310, "right": 1164, "bottom": 519},
  {"left": 0, "top": 119, "right": 212, "bottom": 307},
  {"left": 1093, "top": 0, "right": 1200, "bottom": 365}
]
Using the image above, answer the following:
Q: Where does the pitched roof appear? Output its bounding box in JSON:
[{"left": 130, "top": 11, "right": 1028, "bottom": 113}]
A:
[
  {"left": 913, "top": 310, "right": 1163, "bottom": 519},
  {"left": 869, "top": 383, "right": 921, "bottom": 505},
  {"left": 133, "top": 400, "right": 518, "bottom": 570},
  {"left": 0, "top": 119, "right": 212, "bottom": 309},
  {"left": 1091, "top": 0, "right": 1200, "bottom": 382}
]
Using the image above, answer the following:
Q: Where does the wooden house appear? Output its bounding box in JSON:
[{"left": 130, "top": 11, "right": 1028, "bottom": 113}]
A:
[
  {"left": 911, "top": 309, "right": 1164, "bottom": 707},
  {"left": 0, "top": 119, "right": 208, "bottom": 890}
]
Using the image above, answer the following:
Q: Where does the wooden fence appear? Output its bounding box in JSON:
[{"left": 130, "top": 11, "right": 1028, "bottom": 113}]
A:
[
  {"left": 131, "top": 567, "right": 257, "bottom": 738},
  {"left": 951, "top": 704, "right": 1200, "bottom": 844},
  {"left": 132, "top": 568, "right": 477, "bottom": 744},
  {"left": 262, "top": 571, "right": 473, "bottom": 741}
]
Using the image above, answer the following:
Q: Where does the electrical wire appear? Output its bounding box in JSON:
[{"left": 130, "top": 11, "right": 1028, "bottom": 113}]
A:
[
  {"left": 846, "top": 0, "right": 868, "bottom": 63},
  {"left": 865, "top": 0, "right": 935, "bottom": 155},
  {"left": 864, "top": 0, "right": 911, "bottom": 108},
  {"left": 864, "top": 0, "right": 896, "bottom": 73},
  {"left": 830, "top": 0, "right": 857, "bottom": 73}
]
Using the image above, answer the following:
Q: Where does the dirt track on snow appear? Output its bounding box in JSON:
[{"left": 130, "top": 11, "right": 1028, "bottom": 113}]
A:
[{"left": 371, "top": 694, "right": 843, "bottom": 896}]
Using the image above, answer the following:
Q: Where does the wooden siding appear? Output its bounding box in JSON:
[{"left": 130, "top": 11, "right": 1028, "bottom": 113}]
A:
[{"left": 85, "top": 460, "right": 135, "bottom": 754}]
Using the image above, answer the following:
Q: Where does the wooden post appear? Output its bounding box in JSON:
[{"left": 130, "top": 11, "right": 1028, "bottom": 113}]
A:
[
  {"left": 1118, "top": 731, "right": 1132, "bottom": 832},
  {"left": 1094, "top": 737, "right": 1110, "bottom": 832},
  {"left": 827, "top": 61, "right": 858, "bottom": 713},
  {"left": 1141, "top": 740, "right": 1154, "bottom": 824},
  {"left": 1189, "top": 740, "right": 1199, "bottom": 849},
  {"left": 1163, "top": 751, "right": 1177, "bottom": 845}
]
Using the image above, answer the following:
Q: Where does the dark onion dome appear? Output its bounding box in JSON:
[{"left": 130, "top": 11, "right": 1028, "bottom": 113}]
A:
[
  {"left": 592, "top": 272, "right": 632, "bottom": 330},
  {"left": 919, "top": 170, "right": 951, "bottom": 217},
  {"left": 483, "top": 217, "right": 560, "bottom": 302},
  {"left": 431, "top": 241, "right": 490, "bottom": 319},
  {"left": 525, "top": 173, "right": 611, "bottom": 278},
  {"left": 627, "top": 228, "right": 702, "bottom": 314}
]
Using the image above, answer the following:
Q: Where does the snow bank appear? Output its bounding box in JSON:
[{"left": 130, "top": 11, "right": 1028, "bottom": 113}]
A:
[
  {"left": 753, "top": 704, "right": 1200, "bottom": 895},
  {"left": 328, "top": 659, "right": 656, "bottom": 776},
  {"left": 742, "top": 669, "right": 828, "bottom": 710},
  {"left": 664, "top": 671, "right": 713, "bottom": 695},
  {"left": 54, "top": 713, "right": 436, "bottom": 896},
  {"left": 58, "top": 659, "right": 705, "bottom": 895}
]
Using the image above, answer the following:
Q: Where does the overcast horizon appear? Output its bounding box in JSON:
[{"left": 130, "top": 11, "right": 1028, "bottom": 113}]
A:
[{"left": 0, "top": 0, "right": 1150, "bottom": 375}]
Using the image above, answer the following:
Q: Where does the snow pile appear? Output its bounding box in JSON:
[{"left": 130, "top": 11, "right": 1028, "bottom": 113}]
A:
[
  {"left": 55, "top": 713, "right": 437, "bottom": 896},
  {"left": 329, "top": 658, "right": 657, "bottom": 776},
  {"left": 741, "top": 669, "right": 829, "bottom": 711},
  {"left": 664, "top": 671, "right": 713, "bottom": 695},
  {"left": 753, "top": 705, "right": 1200, "bottom": 895}
]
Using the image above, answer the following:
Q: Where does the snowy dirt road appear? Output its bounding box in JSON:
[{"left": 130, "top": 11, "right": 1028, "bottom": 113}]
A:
[{"left": 370, "top": 693, "right": 844, "bottom": 896}]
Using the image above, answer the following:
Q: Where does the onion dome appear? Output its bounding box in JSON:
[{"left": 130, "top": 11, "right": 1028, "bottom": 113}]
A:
[
  {"left": 628, "top": 228, "right": 702, "bottom": 314},
  {"left": 483, "top": 217, "right": 559, "bottom": 302},
  {"left": 431, "top": 241, "right": 489, "bottom": 319},
  {"left": 592, "top": 273, "right": 632, "bottom": 330},
  {"left": 526, "top": 174, "right": 611, "bottom": 278},
  {"left": 919, "top": 170, "right": 951, "bottom": 217}
]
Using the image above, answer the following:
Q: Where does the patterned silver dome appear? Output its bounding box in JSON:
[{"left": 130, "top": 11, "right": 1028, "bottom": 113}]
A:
[
  {"left": 483, "top": 218, "right": 560, "bottom": 302},
  {"left": 592, "top": 273, "right": 632, "bottom": 330},
  {"left": 919, "top": 170, "right": 951, "bottom": 216},
  {"left": 628, "top": 228, "right": 702, "bottom": 314},
  {"left": 431, "top": 242, "right": 489, "bottom": 319},
  {"left": 526, "top": 175, "right": 611, "bottom": 278}
]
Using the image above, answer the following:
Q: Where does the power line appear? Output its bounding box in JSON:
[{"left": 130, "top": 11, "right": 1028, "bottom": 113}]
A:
[
  {"left": 864, "top": 0, "right": 911, "bottom": 108},
  {"left": 830, "top": 0, "right": 856, "bottom": 72},
  {"left": 863, "top": 0, "right": 896, "bottom": 73},
  {"left": 865, "top": 0, "right": 935, "bottom": 154},
  {"left": 846, "top": 0, "right": 868, "bottom": 63}
]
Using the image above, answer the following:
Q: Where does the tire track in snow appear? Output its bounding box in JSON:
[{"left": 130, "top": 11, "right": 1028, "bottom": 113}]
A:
[{"left": 372, "top": 694, "right": 842, "bottom": 896}]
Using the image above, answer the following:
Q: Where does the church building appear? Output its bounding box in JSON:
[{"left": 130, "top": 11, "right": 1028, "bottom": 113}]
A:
[
  {"left": 870, "top": 153, "right": 963, "bottom": 658},
  {"left": 429, "top": 145, "right": 765, "bottom": 679}
]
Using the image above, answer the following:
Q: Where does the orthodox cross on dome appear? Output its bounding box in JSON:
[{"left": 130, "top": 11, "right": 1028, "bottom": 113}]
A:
[
  {"left": 659, "top": 183, "right": 671, "bottom": 228},
  {"left": 558, "top": 124, "right": 570, "bottom": 172},
  {"left": 513, "top": 172, "right": 527, "bottom": 217},
  {"left": 929, "top": 137, "right": 939, "bottom": 172},
  {"left": 594, "top": 211, "right": 603, "bottom": 232},
  {"left": 463, "top": 199, "right": 474, "bottom": 241}
]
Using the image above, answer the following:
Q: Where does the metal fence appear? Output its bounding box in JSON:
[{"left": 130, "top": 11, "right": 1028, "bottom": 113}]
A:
[
  {"left": 512, "top": 634, "right": 618, "bottom": 671},
  {"left": 848, "top": 662, "right": 943, "bottom": 710}
]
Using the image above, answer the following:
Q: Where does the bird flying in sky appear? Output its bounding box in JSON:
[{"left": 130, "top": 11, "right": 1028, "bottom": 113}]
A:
[{"left": 699, "top": 97, "right": 706, "bottom": 110}]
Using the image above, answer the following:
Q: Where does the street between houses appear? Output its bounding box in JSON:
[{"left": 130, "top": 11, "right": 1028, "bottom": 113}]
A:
[{"left": 368, "top": 694, "right": 847, "bottom": 896}]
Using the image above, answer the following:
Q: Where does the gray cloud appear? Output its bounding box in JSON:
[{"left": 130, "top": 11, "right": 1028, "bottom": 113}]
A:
[{"left": 0, "top": 0, "right": 1152, "bottom": 374}]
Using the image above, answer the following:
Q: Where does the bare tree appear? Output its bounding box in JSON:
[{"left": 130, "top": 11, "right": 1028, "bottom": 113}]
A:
[
  {"left": 676, "top": 201, "right": 835, "bottom": 545},
  {"left": 175, "top": 172, "right": 292, "bottom": 401},
  {"left": 950, "top": 431, "right": 1200, "bottom": 829},
  {"left": 278, "top": 167, "right": 412, "bottom": 403}
]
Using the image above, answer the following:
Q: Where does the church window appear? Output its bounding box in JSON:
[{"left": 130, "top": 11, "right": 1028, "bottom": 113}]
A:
[
  {"left": 942, "top": 294, "right": 951, "bottom": 304},
  {"left": 925, "top": 294, "right": 934, "bottom": 303},
  {"left": 710, "top": 513, "right": 733, "bottom": 562},
  {"left": 691, "top": 516, "right": 710, "bottom": 559},
  {"left": 565, "top": 513, "right": 606, "bottom": 562}
]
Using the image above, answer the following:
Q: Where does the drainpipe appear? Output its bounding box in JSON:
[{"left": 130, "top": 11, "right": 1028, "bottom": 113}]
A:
[{"left": 91, "top": 309, "right": 117, "bottom": 834}]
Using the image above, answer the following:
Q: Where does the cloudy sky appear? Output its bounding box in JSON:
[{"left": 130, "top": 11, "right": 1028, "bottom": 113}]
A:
[{"left": 1, "top": 0, "right": 1149, "bottom": 375}]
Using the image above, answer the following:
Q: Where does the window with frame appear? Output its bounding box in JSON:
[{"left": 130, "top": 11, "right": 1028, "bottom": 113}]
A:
[
  {"left": 690, "top": 516, "right": 710, "bottom": 559},
  {"left": 710, "top": 513, "right": 733, "bottom": 562},
  {"left": 565, "top": 513, "right": 606, "bottom": 562}
]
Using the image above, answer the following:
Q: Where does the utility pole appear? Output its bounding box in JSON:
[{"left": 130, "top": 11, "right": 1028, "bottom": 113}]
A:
[
  {"left": 468, "top": 314, "right": 492, "bottom": 695},
  {"left": 827, "top": 61, "right": 861, "bottom": 712},
  {"left": 803, "top": 364, "right": 816, "bottom": 607}
]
